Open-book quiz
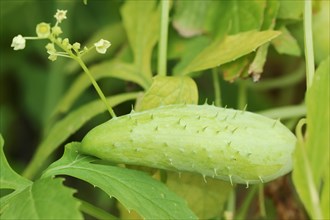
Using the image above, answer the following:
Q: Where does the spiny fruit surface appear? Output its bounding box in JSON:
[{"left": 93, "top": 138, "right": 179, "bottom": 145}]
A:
[{"left": 80, "top": 104, "right": 296, "bottom": 185}]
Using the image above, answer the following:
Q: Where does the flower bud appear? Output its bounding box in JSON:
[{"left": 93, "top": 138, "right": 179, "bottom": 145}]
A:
[{"left": 11, "top": 35, "right": 26, "bottom": 50}]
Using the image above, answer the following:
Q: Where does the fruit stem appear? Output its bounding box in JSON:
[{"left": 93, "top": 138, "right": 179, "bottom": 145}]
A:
[{"left": 212, "top": 67, "right": 222, "bottom": 107}]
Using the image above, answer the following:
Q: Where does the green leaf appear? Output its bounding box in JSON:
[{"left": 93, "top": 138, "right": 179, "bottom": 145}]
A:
[
  {"left": 277, "top": 0, "right": 303, "bottom": 20},
  {"left": 322, "top": 164, "right": 330, "bottom": 220},
  {"left": 221, "top": 56, "right": 251, "bottom": 82},
  {"left": 248, "top": 0, "right": 280, "bottom": 81},
  {"left": 43, "top": 143, "right": 197, "bottom": 220},
  {"left": 306, "top": 57, "right": 330, "bottom": 219},
  {"left": 121, "top": 0, "right": 160, "bottom": 81},
  {"left": 260, "top": 0, "right": 280, "bottom": 30},
  {"left": 177, "top": 30, "right": 281, "bottom": 75},
  {"left": 172, "top": 1, "right": 212, "bottom": 37},
  {"left": 271, "top": 26, "right": 301, "bottom": 56},
  {"left": 322, "top": 163, "right": 329, "bottom": 219},
  {"left": 23, "top": 93, "right": 139, "bottom": 179},
  {"left": 166, "top": 172, "right": 232, "bottom": 219},
  {"left": 135, "top": 76, "right": 198, "bottom": 111},
  {"left": 173, "top": 36, "right": 211, "bottom": 75},
  {"left": 0, "top": 134, "right": 31, "bottom": 215},
  {"left": 292, "top": 57, "right": 329, "bottom": 219},
  {"left": 312, "top": 0, "right": 330, "bottom": 65},
  {"left": 307, "top": 57, "right": 330, "bottom": 187},
  {"left": 0, "top": 135, "right": 31, "bottom": 190},
  {"left": 171, "top": 1, "right": 265, "bottom": 37},
  {"left": 229, "top": 0, "right": 266, "bottom": 33},
  {"left": 53, "top": 60, "right": 148, "bottom": 116},
  {"left": 1, "top": 177, "right": 82, "bottom": 220}
]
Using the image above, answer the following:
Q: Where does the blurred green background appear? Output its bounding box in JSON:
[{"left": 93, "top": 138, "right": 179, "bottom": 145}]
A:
[{"left": 1, "top": 1, "right": 125, "bottom": 167}]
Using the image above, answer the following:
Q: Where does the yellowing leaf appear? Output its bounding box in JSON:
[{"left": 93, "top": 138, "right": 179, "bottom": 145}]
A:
[
  {"left": 166, "top": 172, "right": 232, "bottom": 219},
  {"left": 136, "top": 76, "right": 198, "bottom": 111},
  {"left": 178, "top": 30, "right": 281, "bottom": 75}
]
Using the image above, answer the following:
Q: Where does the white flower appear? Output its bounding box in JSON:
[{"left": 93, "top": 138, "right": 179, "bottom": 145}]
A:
[
  {"left": 94, "top": 39, "right": 111, "bottom": 54},
  {"left": 54, "top": 9, "right": 67, "bottom": 23},
  {"left": 11, "top": 35, "right": 26, "bottom": 50},
  {"left": 36, "top": 22, "right": 51, "bottom": 38}
]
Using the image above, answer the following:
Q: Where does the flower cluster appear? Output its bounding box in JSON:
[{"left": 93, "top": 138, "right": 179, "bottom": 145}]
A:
[{"left": 11, "top": 9, "right": 111, "bottom": 61}]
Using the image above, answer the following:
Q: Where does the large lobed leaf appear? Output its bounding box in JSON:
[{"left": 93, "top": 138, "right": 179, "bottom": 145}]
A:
[
  {"left": 0, "top": 135, "right": 82, "bottom": 219},
  {"left": 42, "top": 143, "right": 197, "bottom": 219},
  {"left": 0, "top": 135, "right": 31, "bottom": 190},
  {"left": 1, "top": 177, "right": 82, "bottom": 220}
]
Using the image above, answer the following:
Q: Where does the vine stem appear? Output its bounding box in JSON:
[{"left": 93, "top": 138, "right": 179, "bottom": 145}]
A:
[
  {"left": 157, "top": 0, "right": 169, "bottom": 76},
  {"left": 212, "top": 68, "right": 222, "bottom": 107},
  {"left": 74, "top": 57, "right": 116, "bottom": 118},
  {"left": 52, "top": 36, "right": 116, "bottom": 118},
  {"left": 258, "top": 184, "right": 266, "bottom": 218},
  {"left": 257, "top": 104, "right": 306, "bottom": 119},
  {"left": 304, "top": 0, "right": 315, "bottom": 89},
  {"left": 224, "top": 188, "right": 236, "bottom": 220},
  {"left": 234, "top": 185, "right": 258, "bottom": 220}
]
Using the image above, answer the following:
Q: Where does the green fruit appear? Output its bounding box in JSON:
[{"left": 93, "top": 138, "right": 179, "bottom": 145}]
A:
[{"left": 80, "top": 104, "right": 296, "bottom": 185}]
